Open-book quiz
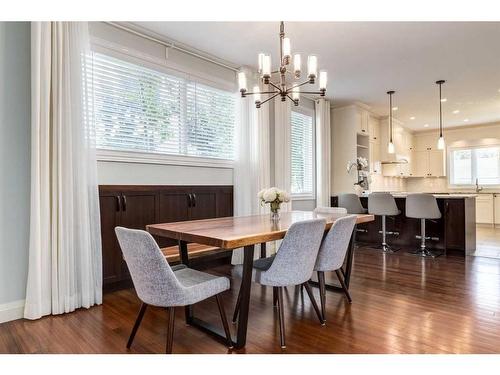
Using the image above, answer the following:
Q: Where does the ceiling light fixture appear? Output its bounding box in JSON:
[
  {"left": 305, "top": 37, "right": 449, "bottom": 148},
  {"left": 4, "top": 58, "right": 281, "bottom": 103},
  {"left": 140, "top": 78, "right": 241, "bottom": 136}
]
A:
[
  {"left": 436, "top": 80, "right": 446, "bottom": 150},
  {"left": 410, "top": 116, "right": 415, "bottom": 120},
  {"left": 392, "top": 106, "right": 398, "bottom": 111},
  {"left": 238, "top": 22, "right": 327, "bottom": 108},
  {"left": 424, "top": 124, "right": 429, "bottom": 127},
  {"left": 441, "top": 98, "right": 447, "bottom": 102},
  {"left": 387, "top": 90, "right": 395, "bottom": 154},
  {"left": 464, "top": 118, "right": 469, "bottom": 122},
  {"left": 452, "top": 110, "right": 460, "bottom": 114}
]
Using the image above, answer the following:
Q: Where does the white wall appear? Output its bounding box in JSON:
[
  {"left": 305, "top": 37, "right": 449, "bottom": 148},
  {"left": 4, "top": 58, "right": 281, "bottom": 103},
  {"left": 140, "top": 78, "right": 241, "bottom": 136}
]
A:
[
  {"left": 97, "top": 161, "right": 233, "bottom": 185},
  {"left": 0, "top": 22, "right": 30, "bottom": 318},
  {"left": 407, "top": 123, "right": 500, "bottom": 193}
]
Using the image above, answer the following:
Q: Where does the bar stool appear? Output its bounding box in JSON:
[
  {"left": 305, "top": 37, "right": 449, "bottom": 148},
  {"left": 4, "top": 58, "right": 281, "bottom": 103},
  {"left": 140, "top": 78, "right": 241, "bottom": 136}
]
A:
[
  {"left": 338, "top": 193, "right": 367, "bottom": 214},
  {"left": 368, "top": 192, "right": 400, "bottom": 253},
  {"left": 405, "top": 193, "right": 442, "bottom": 258}
]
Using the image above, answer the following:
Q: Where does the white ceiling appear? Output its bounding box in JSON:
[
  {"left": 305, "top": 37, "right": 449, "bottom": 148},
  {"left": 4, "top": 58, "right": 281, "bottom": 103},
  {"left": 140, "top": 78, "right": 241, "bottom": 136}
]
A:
[{"left": 133, "top": 22, "right": 500, "bottom": 132}]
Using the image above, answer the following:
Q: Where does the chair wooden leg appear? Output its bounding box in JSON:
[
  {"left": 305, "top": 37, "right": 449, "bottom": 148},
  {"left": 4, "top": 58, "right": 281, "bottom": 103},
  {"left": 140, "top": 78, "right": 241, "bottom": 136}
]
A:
[
  {"left": 127, "top": 303, "right": 148, "bottom": 349},
  {"left": 335, "top": 269, "right": 352, "bottom": 303},
  {"left": 303, "top": 281, "right": 325, "bottom": 325},
  {"left": 232, "top": 285, "right": 242, "bottom": 323},
  {"left": 166, "top": 307, "right": 176, "bottom": 354},
  {"left": 277, "top": 287, "right": 286, "bottom": 349},
  {"left": 317, "top": 271, "right": 327, "bottom": 322},
  {"left": 273, "top": 286, "right": 278, "bottom": 307},
  {"left": 216, "top": 294, "right": 234, "bottom": 349}
]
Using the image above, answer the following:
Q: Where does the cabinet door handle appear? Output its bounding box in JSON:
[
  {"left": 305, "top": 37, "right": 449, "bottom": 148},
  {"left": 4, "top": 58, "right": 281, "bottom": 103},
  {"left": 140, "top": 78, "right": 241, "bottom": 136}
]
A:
[
  {"left": 115, "top": 195, "right": 121, "bottom": 212},
  {"left": 192, "top": 193, "right": 197, "bottom": 207},
  {"left": 187, "top": 193, "right": 192, "bottom": 207},
  {"left": 122, "top": 195, "right": 127, "bottom": 212}
]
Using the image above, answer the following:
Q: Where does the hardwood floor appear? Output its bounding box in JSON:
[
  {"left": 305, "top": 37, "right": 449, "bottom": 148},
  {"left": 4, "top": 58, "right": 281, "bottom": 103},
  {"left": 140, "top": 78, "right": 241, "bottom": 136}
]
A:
[
  {"left": 474, "top": 224, "right": 500, "bottom": 258},
  {"left": 1, "top": 246, "right": 500, "bottom": 354}
]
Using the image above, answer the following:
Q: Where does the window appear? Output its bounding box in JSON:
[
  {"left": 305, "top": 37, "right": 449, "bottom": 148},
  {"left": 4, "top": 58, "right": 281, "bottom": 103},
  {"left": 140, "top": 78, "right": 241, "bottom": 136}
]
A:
[
  {"left": 87, "top": 52, "right": 236, "bottom": 161},
  {"left": 450, "top": 146, "right": 500, "bottom": 185},
  {"left": 290, "top": 110, "right": 315, "bottom": 197}
]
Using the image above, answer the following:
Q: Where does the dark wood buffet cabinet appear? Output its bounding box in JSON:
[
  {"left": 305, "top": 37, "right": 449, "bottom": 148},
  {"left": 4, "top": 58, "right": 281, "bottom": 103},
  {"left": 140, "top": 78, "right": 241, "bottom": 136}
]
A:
[{"left": 99, "top": 185, "right": 233, "bottom": 291}]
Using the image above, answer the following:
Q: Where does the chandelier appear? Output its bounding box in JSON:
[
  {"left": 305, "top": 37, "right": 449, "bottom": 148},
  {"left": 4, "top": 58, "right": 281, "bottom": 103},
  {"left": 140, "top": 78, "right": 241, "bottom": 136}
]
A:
[{"left": 238, "top": 21, "right": 328, "bottom": 108}]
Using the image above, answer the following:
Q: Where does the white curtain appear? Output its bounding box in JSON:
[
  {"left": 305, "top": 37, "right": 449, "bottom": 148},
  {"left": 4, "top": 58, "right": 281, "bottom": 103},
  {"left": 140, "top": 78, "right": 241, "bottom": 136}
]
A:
[
  {"left": 274, "top": 97, "right": 292, "bottom": 212},
  {"left": 24, "top": 22, "right": 102, "bottom": 319},
  {"left": 315, "top": 99, "right": 331, "bottom": 207},
  {"left": 231, "top": 69, "right": 272, "bottom": 264}
]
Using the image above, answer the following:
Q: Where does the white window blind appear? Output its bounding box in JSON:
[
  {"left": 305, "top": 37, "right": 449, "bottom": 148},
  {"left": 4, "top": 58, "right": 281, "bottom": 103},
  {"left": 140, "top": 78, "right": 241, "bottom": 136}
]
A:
[
  {"left": 88, "top": 52, "right": 236, "bottom": 160},
  {"left": 450, "top": 146, "right": 500, "bottom": 185},
  {"left": 291, "top": 110, "right": 314, "bottom": 196}
]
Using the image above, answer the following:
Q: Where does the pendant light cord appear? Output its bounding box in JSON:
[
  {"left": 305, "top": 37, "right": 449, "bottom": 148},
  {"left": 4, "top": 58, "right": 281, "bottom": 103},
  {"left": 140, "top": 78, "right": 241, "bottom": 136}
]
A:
[
  {"left": 439, "top": 82, "right": 443, "bottom": 137},
  {"left": 388, "top": 91, "right": 394, "bottom": 143}
]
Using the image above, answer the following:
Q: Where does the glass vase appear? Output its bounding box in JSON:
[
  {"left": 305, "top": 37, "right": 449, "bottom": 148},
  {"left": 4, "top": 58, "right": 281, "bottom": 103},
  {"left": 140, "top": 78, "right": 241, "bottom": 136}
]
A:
[{"left": 270, "top": 202, "right": 281, "bottom": 221}]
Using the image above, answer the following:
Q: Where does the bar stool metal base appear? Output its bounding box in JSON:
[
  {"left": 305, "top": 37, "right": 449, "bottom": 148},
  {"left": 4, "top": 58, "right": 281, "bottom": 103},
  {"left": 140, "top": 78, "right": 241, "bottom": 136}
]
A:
[
  {"left": 381, "top": 243, "right": 400, "bottom": 253},
  {"left": 409, "top": 218, "right": 443, "bottom": 258},
  {"left": 410, "top": 247, "right": 443, "bottom": 258}
]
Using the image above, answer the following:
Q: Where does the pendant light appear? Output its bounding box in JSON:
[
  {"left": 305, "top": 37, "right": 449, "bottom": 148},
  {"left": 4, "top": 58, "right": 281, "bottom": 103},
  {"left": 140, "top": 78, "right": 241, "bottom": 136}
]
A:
[
  {"left": 436, "top": 80, "right": 446, "bottom": 150},
  {"left": 387, "top": 90, "right": 395, "bottom": 154}
]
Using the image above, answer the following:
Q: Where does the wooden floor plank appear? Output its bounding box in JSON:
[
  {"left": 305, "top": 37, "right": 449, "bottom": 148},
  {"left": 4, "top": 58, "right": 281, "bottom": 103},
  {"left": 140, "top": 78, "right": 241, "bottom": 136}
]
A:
[{"left": 1, "top": 243, "right": 500, "bottom": 354}]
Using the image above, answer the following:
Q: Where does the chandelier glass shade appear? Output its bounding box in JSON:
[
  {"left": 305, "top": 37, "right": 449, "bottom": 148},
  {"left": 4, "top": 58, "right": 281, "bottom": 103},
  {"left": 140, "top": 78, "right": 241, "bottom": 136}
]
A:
[{"left": 238, "top": 22, "right": 327, "bottom": 108}]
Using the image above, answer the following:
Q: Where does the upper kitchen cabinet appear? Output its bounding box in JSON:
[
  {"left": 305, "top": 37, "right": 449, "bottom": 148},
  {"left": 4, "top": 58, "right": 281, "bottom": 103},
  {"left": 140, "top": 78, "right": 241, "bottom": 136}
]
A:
[
  {"left": 357, "top": 108, "right": 369, "bottom": 135},
  {"left": 368, "top": 114, "right": 380, "bottom": 142},
  {"left": 412, "top": 133, "right": 446, "bottom": 177}
]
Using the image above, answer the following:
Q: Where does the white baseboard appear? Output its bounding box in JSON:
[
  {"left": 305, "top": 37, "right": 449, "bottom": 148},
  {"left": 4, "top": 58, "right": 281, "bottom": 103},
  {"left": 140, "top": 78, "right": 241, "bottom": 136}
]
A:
[{"left": 0, "top": 300, "right": 25, "bottom": 324}]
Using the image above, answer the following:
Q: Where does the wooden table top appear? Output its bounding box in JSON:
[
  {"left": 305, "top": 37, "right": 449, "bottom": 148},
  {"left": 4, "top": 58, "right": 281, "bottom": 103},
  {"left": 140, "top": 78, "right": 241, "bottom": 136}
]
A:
[{"left": 147, "top": 211, "right": 374, "bottom": 250}]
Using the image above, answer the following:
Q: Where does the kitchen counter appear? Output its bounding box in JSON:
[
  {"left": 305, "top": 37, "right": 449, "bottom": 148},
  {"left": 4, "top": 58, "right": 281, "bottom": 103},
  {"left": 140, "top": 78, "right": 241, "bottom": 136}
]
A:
[
  {"left": 359, "top": 192, "right": 478, "bottom": 199},
  {"left": 331, "top": 194, "right": 476, "bottom": 255}
]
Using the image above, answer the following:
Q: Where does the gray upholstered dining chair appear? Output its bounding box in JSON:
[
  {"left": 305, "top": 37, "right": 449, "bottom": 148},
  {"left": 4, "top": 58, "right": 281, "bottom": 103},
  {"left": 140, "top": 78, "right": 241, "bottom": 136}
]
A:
[
  {"left": 232, "top": 219, "right": 326, "bottom": 349},
  {"left": 338, "top": 193, "right": 367, "bottom": 214},
  {"left": 313, "top": 215, "right": 357, "bottom": 321},
  {"left": 115, "top": 227, "right": 233, "bottom": 354},
  {"left": 314, "top": 206, "right": 348, "bottom": 215}
]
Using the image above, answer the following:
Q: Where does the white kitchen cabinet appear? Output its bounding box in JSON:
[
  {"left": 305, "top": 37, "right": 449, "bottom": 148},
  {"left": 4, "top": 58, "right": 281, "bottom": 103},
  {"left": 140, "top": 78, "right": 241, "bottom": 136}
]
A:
[
  {"left": 369, "top": 140, "right": 381, "bottom": 174},
  {"left": 494, "top": 194, "right": 500, "bottom": 225},
  {"left": 368, "top": 115, "right": 380, "bottom": 142},
  {"left": 357, "top": 109, "right": 369, "bottom": 135},
  {"left": 476, "top": 194, "right": 494, "bottom": 224},
  {"left": 413, "top": 150, "right": 428, "bottom": 177},
  {"left": 428, "top": 150, "right": 446, "bottom": 177},
  {"left": 411, "top": 149, "right": 445, "bottom": 177}
]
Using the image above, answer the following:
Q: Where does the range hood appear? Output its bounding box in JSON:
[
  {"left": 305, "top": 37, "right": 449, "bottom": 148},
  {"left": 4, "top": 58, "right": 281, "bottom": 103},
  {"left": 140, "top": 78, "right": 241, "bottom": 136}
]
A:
[{"left": 381, "top": 158, "right": 408, "bottom": 165}]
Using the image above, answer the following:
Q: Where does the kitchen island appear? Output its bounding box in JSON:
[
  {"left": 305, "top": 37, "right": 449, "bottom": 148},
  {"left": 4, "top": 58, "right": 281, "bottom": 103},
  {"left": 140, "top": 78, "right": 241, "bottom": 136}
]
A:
[{"left": 331, "top": 193, "right": 477, "bottom": 255}]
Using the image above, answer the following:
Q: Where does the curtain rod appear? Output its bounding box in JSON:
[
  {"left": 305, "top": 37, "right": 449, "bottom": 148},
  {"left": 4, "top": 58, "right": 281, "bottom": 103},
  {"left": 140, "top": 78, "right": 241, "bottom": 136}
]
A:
[{"left": 104, "top": 22, "right": 239, "bottom": 72}]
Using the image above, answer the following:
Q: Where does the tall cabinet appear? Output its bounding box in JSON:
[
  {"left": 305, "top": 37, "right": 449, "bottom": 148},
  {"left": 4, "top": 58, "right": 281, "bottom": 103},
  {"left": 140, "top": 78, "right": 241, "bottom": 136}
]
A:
[
  {"left": 331, "top": 104, "right": 381, "bottom": 193},
  {"left": 99, "top": 185, "right": 233, "bottom": 291}
]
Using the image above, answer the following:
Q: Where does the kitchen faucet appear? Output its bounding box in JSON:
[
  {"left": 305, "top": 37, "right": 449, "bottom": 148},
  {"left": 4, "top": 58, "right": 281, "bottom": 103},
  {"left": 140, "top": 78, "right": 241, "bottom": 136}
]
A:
[{"left": 475, "top": 178, "right": 483, "bottom": 193}]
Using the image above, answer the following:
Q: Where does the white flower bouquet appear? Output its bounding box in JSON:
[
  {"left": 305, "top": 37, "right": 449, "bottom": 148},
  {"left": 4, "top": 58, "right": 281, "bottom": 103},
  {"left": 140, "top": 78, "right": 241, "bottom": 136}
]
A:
[
  {"left": 258, "top": 187, "right": 290, "bottom": 220},
  {"left": 346, "top": 157, "right": 368, "bottom": 173}
]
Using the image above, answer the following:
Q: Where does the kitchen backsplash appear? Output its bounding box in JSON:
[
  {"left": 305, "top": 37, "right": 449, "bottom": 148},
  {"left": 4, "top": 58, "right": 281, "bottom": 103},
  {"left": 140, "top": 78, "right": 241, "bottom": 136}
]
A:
[
  {"left": 406, "top": 177, "right": 449, "bottom": 192},
  {"left": 370, "top": 174, "right": 407, "bottom": 192}
]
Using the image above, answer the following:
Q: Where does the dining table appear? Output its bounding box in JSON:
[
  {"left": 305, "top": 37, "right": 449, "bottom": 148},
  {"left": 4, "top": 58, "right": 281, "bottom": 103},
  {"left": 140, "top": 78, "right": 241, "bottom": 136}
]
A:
[{"left": 146, "top": 210, "right": 374, "bottom": 349}]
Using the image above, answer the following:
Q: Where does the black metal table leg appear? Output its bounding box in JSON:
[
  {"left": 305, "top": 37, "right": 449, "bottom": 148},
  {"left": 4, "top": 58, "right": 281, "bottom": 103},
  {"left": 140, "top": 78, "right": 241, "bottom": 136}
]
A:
[
  {"left": 344, "top": 224, "right": 357, "bottom": 288},
  {"left": 178, "top": 240, "right": 193, "bottom": 324},
  {"left": 176, "top": 239, "right": 235, "bottom": 347},
  {"left": 260, "top": 242, "right": 266, "bottom": 258},
  {"left": 234, "top": 245, "right": 255, "bottom": 349}
]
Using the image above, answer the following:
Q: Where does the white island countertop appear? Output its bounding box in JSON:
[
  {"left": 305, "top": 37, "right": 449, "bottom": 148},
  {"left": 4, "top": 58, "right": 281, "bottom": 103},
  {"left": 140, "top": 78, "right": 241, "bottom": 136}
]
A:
[{"left": 360, "top": 192, "right": 478, "bottom": 199}]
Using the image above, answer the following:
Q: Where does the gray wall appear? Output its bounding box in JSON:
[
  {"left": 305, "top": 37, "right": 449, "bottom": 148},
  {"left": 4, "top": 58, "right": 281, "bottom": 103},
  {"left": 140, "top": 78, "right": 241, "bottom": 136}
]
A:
[{"left": 0, "top": 22, "right": 31, "bottom": 305}]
